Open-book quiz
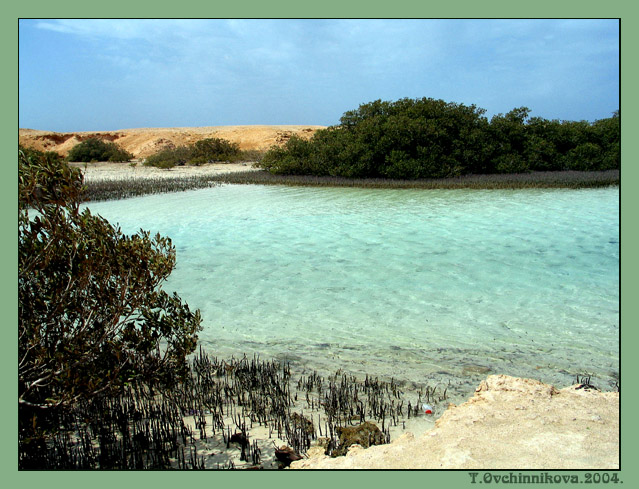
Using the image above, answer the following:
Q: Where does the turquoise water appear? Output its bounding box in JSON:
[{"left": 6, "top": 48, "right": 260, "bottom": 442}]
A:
[{"left": 86, "top": 185, "right": 619, "bottom": 401}]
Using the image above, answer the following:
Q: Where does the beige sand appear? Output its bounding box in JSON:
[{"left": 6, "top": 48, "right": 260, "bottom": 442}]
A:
[
  {"left": 19, "top": 125, "right": 325, "bottom": 159},
  {"left": 69, "top": 161, "right": 260, "bottom": 182},
  {"left": 291, "top": 375, "right": 619, "bottom": 470}
]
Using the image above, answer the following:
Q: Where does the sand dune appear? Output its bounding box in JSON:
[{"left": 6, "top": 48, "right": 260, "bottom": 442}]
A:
[{"left": 19, "top": 125, "right": 325, "bottom": 159}]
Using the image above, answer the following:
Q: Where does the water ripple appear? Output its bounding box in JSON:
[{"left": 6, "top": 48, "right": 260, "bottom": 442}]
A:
[{"left": 86, "top": 185, "right": 620, "bottom": 398}]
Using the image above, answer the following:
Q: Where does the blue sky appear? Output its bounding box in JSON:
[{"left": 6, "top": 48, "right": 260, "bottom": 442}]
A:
[{"left": 19, "top": 19, "right": 619, "bottom": 132}]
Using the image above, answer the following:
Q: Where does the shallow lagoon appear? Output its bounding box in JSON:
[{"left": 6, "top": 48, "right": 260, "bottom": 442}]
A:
[{"left": 86, "top": 184, "right": 619, "bottom": 403}]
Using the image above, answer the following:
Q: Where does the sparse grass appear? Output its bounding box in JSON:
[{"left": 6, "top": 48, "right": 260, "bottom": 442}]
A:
[
  {"left": 82, "top": 169, "right": 619, "bottom": 202},
  {"left": 83, "top": 176, "right": 221, "bottom": 202},
  {"left": 212, "top": 169, "right": 620, "bottom": 190}
]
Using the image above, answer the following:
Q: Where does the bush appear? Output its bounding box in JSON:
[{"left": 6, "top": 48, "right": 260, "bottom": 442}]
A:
[
  {"left": 19, "top": 145, "right": 63, "bottom": 165},
  {"left": 493, "top": 153, "right": 530, "bottom": 174},
  {"left": 563, "top": 142, "right": 604, "bottom": 171},
  {"left": 144, "top": 138, "right": 244, "bottom": 168},
  {"left": 258, "top": 136, "right": 316, "bottom": 175},
  {"left": 259, "top": 98, "right": 620, "bottom": 179},
  {"left": 191, "top": 137, "right": 241, "bottom": 162},
  {"left": 601, "top": 142, "right": 620, "bottom": 170},
  {"left": 261, "top": 98, "right": 490, "bottom": 179},
  {"left": 19, "top": 147, "right": 202, "bottom": 450},
  {"left": 143, "top": 146, "right": 193, "bottom": 169},
  {"left": 67, "top": 138, "right": 133, "bottom": 162}
]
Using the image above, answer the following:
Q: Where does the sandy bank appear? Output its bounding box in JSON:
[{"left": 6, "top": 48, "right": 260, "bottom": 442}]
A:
[
  {"left": 70, "top": 161, "right": 260, "bottom": 182},
  {"left": 19, "top": 125, "right": 325, "bottom": 158},
  {"left": 291, "top": 375, "right": 619, "bottom": 470}
]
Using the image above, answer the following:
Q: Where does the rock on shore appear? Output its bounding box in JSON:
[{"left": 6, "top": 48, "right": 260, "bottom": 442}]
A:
[{"left": 291, "top": 375, "right": 619, "bottom": 469}]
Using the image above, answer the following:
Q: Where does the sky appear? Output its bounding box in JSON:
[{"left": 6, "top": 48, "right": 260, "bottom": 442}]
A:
[{"left": 18, "top": 19, "right": 619, "bottom": 132}]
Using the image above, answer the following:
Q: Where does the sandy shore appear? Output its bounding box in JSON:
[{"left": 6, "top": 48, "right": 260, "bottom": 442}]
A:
[
  {"left": 164, "top": 375, "right": 620, "bottom": 469},
  {"left": 291, "top": 375, "right": 619, "bottom": 469},
  {"left": 70, "top": 161, "right": 260, "bottom": 182},
  {"left": 177, "top": 394, "right": 436, "bottom": 470},
  {"left": 70, "top": 162, "right": 257, "bottom": 181}
]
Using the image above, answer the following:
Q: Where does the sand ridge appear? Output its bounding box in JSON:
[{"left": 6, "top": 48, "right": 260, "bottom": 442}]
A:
[{"left": 19, "top": 125, "right": 326, "bottom": 159}]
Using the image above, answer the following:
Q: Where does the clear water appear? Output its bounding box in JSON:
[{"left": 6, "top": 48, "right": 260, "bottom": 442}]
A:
[{"left": 85, "top": 185, "right": 619, "bottom": 402}]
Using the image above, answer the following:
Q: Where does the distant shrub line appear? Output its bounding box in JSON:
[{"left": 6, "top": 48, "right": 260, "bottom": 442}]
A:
[
  {"left": 257, "top": 97, "right": 620, "bottom": 179},
  {"left": 21, "top": 147, "right": 619, "bottom": 201},
  {"left": 61, "top": 137, "right": 264, "bottom": 168}
]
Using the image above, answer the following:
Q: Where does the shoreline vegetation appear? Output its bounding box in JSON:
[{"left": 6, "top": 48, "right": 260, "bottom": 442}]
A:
[
  {"left": 81, "top": 165, "right": 619, "bottom": 202},
  {"left": 18, "top": 344, "right": 619, "bottom": 470},
  {"left": 18, "top": 347, "right": 449, "bottom": 470},
  {"left": 256, "top": 98, "right": 619, "bottom": 179},
  {"left": 21, "top": 96, "right": 619, "bottom": 202}
]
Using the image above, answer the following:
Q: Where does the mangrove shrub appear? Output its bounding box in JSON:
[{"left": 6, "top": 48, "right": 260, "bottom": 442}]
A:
[
  {"left": 258, "top": 98, "right": 620, "bottom": 179},
  {"left": 67, "top": 137, "right": 134, "bottom": 162},
  {"left": 19, "top": 147, "right": 202, "bottom": 450},
  {"left": 191, "top": 137, "right": 242, "bottom": 163},
  {"left": 144, "top": 145, "right": 193, "bottom": 168},
  {"left": 144, "top": 137, "right": 243, "bottom": 168}
]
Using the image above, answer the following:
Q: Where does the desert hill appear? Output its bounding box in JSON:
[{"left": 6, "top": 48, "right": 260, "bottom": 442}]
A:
[{"left": 18, "top": 125, "right": 326, "bottom": 159}]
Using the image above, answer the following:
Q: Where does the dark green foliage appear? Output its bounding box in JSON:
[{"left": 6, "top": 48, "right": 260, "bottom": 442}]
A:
[
  {"left": 259, "top": 135, "right": 315, "bottom": 175},
  {"left": 19, "top": 144, "right": 64, "bottom": 166},
  {"left": 143, "top": 145, "right": 193, "bottom": 168},
  {"left": 143, "top": 138, "right": 244, "bottom": 169},
  {"left": 67, "top": 137, "right": 134, "bottom": 162},
  {"left": 19, "top": 147, "right": 202, "bottom": 451},
  {"left": 488, "top": 108, "right": 530, "bottom": 173},
  {"left": 258, "top": 98, "right": 491, "bottom": 178},
  {"left": 191, "top": 137, "right": 241, "bottom": 163},
  {"left": 258, "top": 98, "right": 620, "bottom": 179},
  {"left": 563, "top": 142, "right": 604, "bottom": 171}
]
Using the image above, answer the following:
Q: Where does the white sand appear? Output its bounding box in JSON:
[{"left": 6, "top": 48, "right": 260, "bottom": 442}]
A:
[
  {"left": 70, "top": 161, "right": 260, "bottom": 182},
  {"left": 291, "top": 375, "right": 619, "bottom": 469}
]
